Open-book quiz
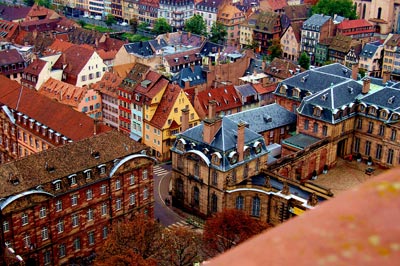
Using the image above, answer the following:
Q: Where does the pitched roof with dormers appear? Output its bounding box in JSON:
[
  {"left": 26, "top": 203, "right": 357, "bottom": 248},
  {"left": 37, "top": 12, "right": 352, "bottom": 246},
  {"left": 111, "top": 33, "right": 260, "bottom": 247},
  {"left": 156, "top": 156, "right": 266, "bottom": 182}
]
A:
[
  {"left": 120, "top": 63, "right": 150, "bottom": 93},
  {"left": 53, "top": 44, "right": 95, "bottom": 79},
  {"left": 218, "top": 4, "right": 244, "bottom": 21},
  {"left": 134, "top": 71, "right": 169, "bottom": 104},
  {"left": 38, "top": 78, "right": 87, "bottom": 108},
  {"left": 337, "top": 19, "right": 373, "bottom": 31},
  {"left": 164, "top": 48, "right": 202, "bottom": 68},
  {"left": 92, "top": 71, "right": 122, "bottom": 98},
  {"left": 43, "top": 38, "right": 74, "bottom": 56},
  {"left": 124, "top": 41, "right": 154, "bottom": 58},
  {"left": 260, "top": 0, "right": 287, "bottom": 12},
  {"left": 328, "top": 34, "right": 353, "bottom": 53},
  {"left": 67, "top": 27, "right": 104, "bottom": 46},
  {"left": 194, "top": 85, "right": 242, "bottom": 117},
  {"left": 23, "top": 58, "right": 46, "bottom": 76},
  {"left": 0, "top": 4, "right": 31, "bottom": 21},
  {"left": 265, "top": 58, "right": 304, "bottom": 80},
  {"left": 112, "top": 63, "right": 135, "bottom": 79},
  {"left": 25, "top": 4, "right": 60, "bottom": 21},
  {"left": 172, "top": 65, "right": 206, "bottom": 89},
  {"left": 0, "top": 130, "right": 145, "bottom": 198},
  {"left": 0, "top": 49, "right": 24, "bottom": 66},
  {"left": 283, "top": 4, "right": 311, "bottom": 22},
  {"left": 0, "top": 20, "right": 18, "bottom": 41},
  {"left": 0, "top": 75, "right": 110, "bottom": 140}
]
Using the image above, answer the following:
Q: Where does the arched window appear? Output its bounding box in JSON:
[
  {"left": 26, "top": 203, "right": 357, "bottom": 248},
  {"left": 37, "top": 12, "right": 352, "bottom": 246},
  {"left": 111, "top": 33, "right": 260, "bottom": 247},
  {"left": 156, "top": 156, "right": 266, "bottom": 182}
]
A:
[
  {"left": 236, "top": 195, "right": 244, "bottom": 210},
  {"left": 194, "top": 163, "right": 199, "bottom": 177},
  {"left": 251, "top": 196, "right": 260, "bottom": 217},
  {"left": 211, "top": 193, "right": 218, "bottom": 213},
  {"left": 193, "top": 187, "right": 200, "bottom": 207}
]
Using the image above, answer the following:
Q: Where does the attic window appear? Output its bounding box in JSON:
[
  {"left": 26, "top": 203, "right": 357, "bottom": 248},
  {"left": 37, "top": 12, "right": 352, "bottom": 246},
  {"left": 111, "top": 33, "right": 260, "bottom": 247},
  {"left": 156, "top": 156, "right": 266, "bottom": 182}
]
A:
[
  {"left": 313, "top": 106, "right": 322, "bottom": 117},
  {"left": 253, "top": 141, "right": 262, "bottom": 154},
  {"left": 292, "top": 87, "right": 300, "bottom": 98},
  {"left": 174, "top": 58, "right": 179, "bottom": 62},
  {"left": 228, "top": 151, "right": 238, "bottom": 164},
  {"left": 348, "top": 87, "right": 353, "bottom": 94},
  {"left": 68, "top": 174, "right": 77, "bottom": 186},
  {"left": 280, "top": 84, "right": 287, "bottom": 94},
  {"left": 135, "top": 94, "right": 141, "bottom": 101},
  {"left": 368, "top": 106, "right": 377, "bottom": 116},
  {"left": 52, "top": 180, "right": 62, "bottom": 190},
  {"left": 263, "top": 115, "right": 272, "bottom": 123},
  {"left": 177, "top": 138, "right": 186, "bottom": 151}
]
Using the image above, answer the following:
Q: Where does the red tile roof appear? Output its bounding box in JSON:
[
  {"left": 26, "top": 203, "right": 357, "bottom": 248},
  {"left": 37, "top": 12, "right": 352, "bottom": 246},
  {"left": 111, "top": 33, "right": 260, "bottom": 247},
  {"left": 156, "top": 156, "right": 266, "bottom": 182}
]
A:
[
  {"left": 23, "top": 59, "right": 47, "bottom": 76},
  {"left": 207, "top": 168, "right": 400, "bottom": 266},
  {"left": 92, "top": 71, "right": 122, "bottom": 97},
  {"left": 164, "top": 48, "right": 201, "bottom": 67},
  {"left": 253, "top": 83, "right": 277, "bottom": 94},
  {"left": 25, "top": 4, "right": 60, "bottom": 21},
  {"left": 337, "top": 19, "right": 373, "bottom": 30},
  {"left": 0, "top": 49, "right": 24, "bottom": 66},
  {"left": 0, "top": 20, "right": 18, "bottom": 41},
  {"left": 44, "top": 39, "right": 74, "bottom": 55},
  {"left": 0, "top": 75, "right": 110, "bottom": 140},
  {"left": 264, "top": 58, "right": 303, "bottom": 80}
]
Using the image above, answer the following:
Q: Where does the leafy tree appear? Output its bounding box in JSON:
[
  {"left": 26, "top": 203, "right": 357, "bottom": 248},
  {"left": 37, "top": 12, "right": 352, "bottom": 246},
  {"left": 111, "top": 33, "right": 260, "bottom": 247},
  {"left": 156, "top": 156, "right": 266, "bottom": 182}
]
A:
[
  {"left": 298, "top": 52, "right": 310, "bottom": 70},
  {"left": 184, "top": 14, "right": 207, "bottom": 36},
  {"left": 37, "top": 0, "right": 51, "bottom": 8},
  {"left": 152, "top": 18, "right": 172, "bottom": 35},
  {"left": 94, "top": 214, "right": 165, "bottom": 266},
  {"left": 203, "top": 209, "right": 269, "bottom": 257},
  {"left": 78, "top": 20, "right": 87, "bottom": 27},
  {"left": 138, "top": 22, "right": 150, "bottom": 31},
  {"left": 358, "top": 68, "right": 366, "bottom": 78},
  {"left": 105, "top": 14, "right": 116, "bottom": 26},
  {"left": 130, "top": 17, "right": 139, "bottom": 33},
  {"left": 268, "top": 39, "right": 282, "bottom": 61},
  {"left": 158, "top": 227, "right": 204, "bottom": 266},
  {"left": 209, "top": 22, "right": 227, "bottom": 44},
  {"left": 312, "top": 0, "right": 357, "bottom": 19},
  {"left": 23, "top": 0, "right": 35, "bottom": 6}
]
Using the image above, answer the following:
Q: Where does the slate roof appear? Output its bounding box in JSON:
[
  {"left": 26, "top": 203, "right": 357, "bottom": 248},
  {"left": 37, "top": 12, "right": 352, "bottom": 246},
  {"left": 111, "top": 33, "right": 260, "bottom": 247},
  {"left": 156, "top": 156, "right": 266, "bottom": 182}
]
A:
[
  {"left": 164, "top": 48, "right": 202, "bottom": 68},
  {"left": 303, "top": 14, "right": 331, "bottom": 29},
  {"left": 172, "top": 65, "right": 206, "bottom": 88},
  {"left": 227, "top": 103, "right": 296, "bottom": 134},
  {"left": 235, "top": 83, "right": 257, "bottom": 98},
  {"left": 360, "top": 87, "right": 400, "bottom": 113},
  {"left": 175, "top": 116, "right": 268, "bottom": 171},
  {"left": 0, "top": 75, "right": 109, "bottom": 140},
  {"left": 360, "top": 41, "right": 381, "bottom": 59},
  {"left": 149, "top": 38, "right": 168, "bottom": 51},
  {"left": 124, "top": 41, "right": 154, "bottom": 57},
  {"left": 0, "top": 130, "right": 146, "bottom": 198},
  {"left": 246, "top": 58, "right": 264, "bottom": 74},
  {"left": 0, "top": 4, "right": 31, "bottom": 21},
  {"left": 282, "top": 133, "right": 320, "bottom": 149}
]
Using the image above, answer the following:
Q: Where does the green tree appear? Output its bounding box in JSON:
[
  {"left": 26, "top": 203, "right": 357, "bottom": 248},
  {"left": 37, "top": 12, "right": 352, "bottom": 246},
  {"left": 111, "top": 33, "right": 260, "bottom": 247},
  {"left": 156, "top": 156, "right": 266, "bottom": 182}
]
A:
[
  {"left": 152, "top": 18, "right": 172, "bottom": 34},
  {"left": 23, "top": 0, "right": 35, "bottom": 6},
  {"left": 298, "top": 52, "right": 310, "bottom": 70},
  {"left": 105, "top": 14, "right": 116, "bottom": 26},
  {"left": 184, "top": 14, "right": 207, "bottom": 36},
  {"left": 358, "top": 68, "right": 366, "bottom": 78},
  {"left": 37, "top": 0, "right": 51, "bottom": 8},
  {"left": 138, "top": 22, "right": 150, "bottom": 31},
  {"left": 78, "top": 20, "right": 87, "bottom": 27},
  {"left": 267, "top": 39, "right": 282, "bottom": 61},
  {"left": 209, "top": 22, "right": 227, "bottom": 44},
  {"left": 312, "top": 0, "right": 357, "bottom": 19},
  {"left": 130, "top": 17, "right": 139, "bottom": 33}
]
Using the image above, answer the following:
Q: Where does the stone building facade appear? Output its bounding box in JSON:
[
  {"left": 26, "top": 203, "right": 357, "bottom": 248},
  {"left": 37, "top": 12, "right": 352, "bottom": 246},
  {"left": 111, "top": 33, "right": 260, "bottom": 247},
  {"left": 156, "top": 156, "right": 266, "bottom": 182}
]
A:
[{"left": 0, "top": 130, "right": 154, "bottom": 265}]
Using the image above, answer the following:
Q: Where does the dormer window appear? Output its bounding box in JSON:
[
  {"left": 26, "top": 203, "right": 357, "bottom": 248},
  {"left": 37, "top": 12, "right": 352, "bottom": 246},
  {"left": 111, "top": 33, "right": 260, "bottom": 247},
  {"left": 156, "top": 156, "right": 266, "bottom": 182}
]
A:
[
  {"left": 53, "top": 180, "right": 62, "bottom": 191},
  {"left": 211, "top": 152, "right": 222, "bottom": 166},
  {"left": 29, "top": 119, "right": 34, "bottom": 129},
  {"left": 358, "top": 103, "right": 366, "bottom": 112},
  {"left": 228, "top": 151, "right": 238, "bottom": 164},
  {"left": 279, "top": 84, "right": 287, "bottom": 94},
  {"left": 98, "top": 164, "right": 106, "bottom": 175},
  {"left": 243, "top": 146, "right": 251, "bottom": 160},
  {"left": 292, "top": 87, "right": 300, "bottom": 98},
  {"left": 68, "top": 174, "right": 77, "bottom": 186},
  {"left": 380, "top": 109, "right": 388, "bottom": 119},
  {"left": 84, "top": 170, "right": 92, "bottom": 179},
  {"left": 368, "top": 106, "right": 377, "bottom": 116},
  {"left": 176, "top": 138, "right": 186, "bottom": 151},
  {"left": 313, "top": 106, "right": 322, "bottom": 117},
  {"left": 253, "top": 141, "right": 262, "bottom": 154},
  {"left": 135, "top": 94, "right": 141, "bottom": 101}
]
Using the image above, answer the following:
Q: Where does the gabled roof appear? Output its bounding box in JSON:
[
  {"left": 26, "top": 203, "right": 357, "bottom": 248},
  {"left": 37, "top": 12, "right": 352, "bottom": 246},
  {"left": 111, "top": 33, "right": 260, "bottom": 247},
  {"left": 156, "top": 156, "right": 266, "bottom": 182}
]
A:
[
  {"left": 0, "top": 4, "right": 31, "bottom": 21},
  {"left": 196, "top": 0, "right": 223, "bottom": 9},
  {"left": 149, "top": 38, "right": 168, "bottom": 51},
  {"left": 112, "top": 63, "right": 135, "bottom": 79},
  {"left": 26, "top": 4, "right": 60, "bottom": 20},
  {"left": 66, "top": 27, "right": 104, "bottom": 46},
  {"left": 303, "top": 14, "right": 331, "bottom": 28},
  {"left": 195, "top": 85, "right": 242, "bottom": 115},
  {"left": 265, "top": 58, "right": 303, "bottom": 80},
  {"left": 200, "top": 41, "right": 224, "bottom": 56},
  {"left": 235, "top": 83, "right": 257, "bottom": 98},
  {"left": 0, "top": 49, "right": 24, "bottom": 66},
  {"left": 92, "top": 71, "right": 122, "bottom": 97},
  {"left": 253, "top": 83, "right": 277, "bottom": 94},
  {"left": 218, "top": 4, "right": 244, "bottom": 21},
  {"left": 290, "top": 21, "right": 303, "bottom": 43},
  {"left": 252, "top": 11, "right": 281, "bottom": 33},
  {"left": 384, "top": 34, "right": 400, "bottom": 47},
  {"left": 120, "top": 63, "right": 150, "bottom": 93},
  {"left": 0, "top": 75, "right": 109, "bottom": 140},
  {"left": 361, "top": 86, "right": 400, "bottom": 113},
  {"left": 23, "top": 58, "right": 47, "bottom": 76},
  {"left": 149, "top": 83, "right": 182, "bottom": 129},
  {"left": 96, "top": 36, "right": 125, "bottom": 52},
  {"left": 165, "top": 48, "right": 202, "bottom": 67},
  {"left": 260, "top": 0, "right": 287, "bottom": 11},
  {"left": 228, "top": 103, "right": 296, "bottom": 133},
  {"left": 329, "top": 34, "right": 353, "bottom": 53},
  {"left": 172, "top": 65, "right": 206, "bottom": 88},
  {"left": 0, "top": 20, "right": 18, "bottom": 41},
  {"left": 39, "top": 78, "right": 87, "bottom": 108},
  {"left": 283, "top": 4, "right": 311, "bottom": 21},
  {"left": 360, "top": 41, "right": 381, "bottom": 59},
  {"left": 53, "top": 44, "right": 95, "bottom": 76},
  {"left": 43, "top": 39, "right": 74, "bottom": 55},
  {"left": 337, "top": 19, "right": 373, "bottom": 30}
]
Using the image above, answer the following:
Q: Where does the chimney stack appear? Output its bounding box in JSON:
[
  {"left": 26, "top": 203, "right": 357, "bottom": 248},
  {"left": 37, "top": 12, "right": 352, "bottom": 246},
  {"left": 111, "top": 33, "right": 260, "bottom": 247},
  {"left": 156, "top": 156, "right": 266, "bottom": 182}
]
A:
[
  {"left": 237, "top": 121, "right": 246, "bottom": 162},
  {"left": 93, "top": 119, "right": 98, "bottom": 135},
  {"left": 181, "top": 108, "right": 189, "bottom": 132},
  {"left": 352, "top": 64, "right": 358, "bottom": 80},
  {"left": 362, "top": 78, "right": 371, "bottom": 94},
  {"left": 208, "top": 100, "right": 217, "bottom": 119},
  {"left": 383, "top": 71, "right": 391, "bottom": 84}
]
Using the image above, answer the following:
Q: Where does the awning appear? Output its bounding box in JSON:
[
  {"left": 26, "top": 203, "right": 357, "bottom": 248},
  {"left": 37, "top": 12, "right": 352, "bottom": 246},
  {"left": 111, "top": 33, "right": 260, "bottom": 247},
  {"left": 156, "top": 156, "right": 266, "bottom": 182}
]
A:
[{"left": 130, "top": 133, "right": 142, "bottom": 142}]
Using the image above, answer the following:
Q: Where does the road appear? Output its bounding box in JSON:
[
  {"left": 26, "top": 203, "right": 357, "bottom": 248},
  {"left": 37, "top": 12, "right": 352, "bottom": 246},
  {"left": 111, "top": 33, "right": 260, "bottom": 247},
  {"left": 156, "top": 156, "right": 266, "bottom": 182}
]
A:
[{"left": 153, "top": 164, "right": 185, "bottom": 227}]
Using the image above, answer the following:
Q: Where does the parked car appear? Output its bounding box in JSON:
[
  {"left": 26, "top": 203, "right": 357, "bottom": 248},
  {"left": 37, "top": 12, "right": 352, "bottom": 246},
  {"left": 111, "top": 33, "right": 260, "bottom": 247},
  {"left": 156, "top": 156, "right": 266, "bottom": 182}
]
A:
[{"left": 94, "top": 15, "right": 102, "bottom": 20}]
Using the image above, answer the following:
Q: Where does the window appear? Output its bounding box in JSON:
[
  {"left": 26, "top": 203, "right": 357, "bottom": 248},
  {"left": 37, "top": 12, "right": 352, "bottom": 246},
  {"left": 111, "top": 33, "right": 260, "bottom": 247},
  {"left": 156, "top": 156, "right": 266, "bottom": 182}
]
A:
[
  {"left": 115, "top": 179, "right": 121, "bottom": 190},
  {"left": 42, "top": 227, "right": 49, "bottom": 240},
  {"left": 194, "top": 163, "right": 199, "bottom": 177},
  {"left": 103, "top": 226, "right": 108, "bottom": 239},
  {"left": 376, "top": 144, "right": 382, "bottom": 160},
  {"left": 211, "top": 194, "right": 218, "bottom": 213},
  {"left": 86, "top": 189, "right": 93, "bottom": 200},
  {"left": 129, "top": 174, "right": 135, "bottom": 185},
  {"left": 322, "top": 125, "right": 328, "bottom": 136},
  {"left": 44, "top": 250, "right": 51, "bottom": 265},
  {"left": 87, "top": 208, "right": 94, "bottom": 221},
  {"left": 71, "top": 194, "right": 78, "bottom": 206},
  {"left": 357, "top": 118, "right": 362, "bottom": 129},
  {"left": 99, "top": 166, "right": 106, "bottom": 175},
  {"left": 23, "top": 234, "right": 31, "bottom": 248},
  {"left": 73, "top": 237, "right": 81, "bottom": 251},
  {"left": 88, "top": 231, "right": 95, "bottom": 245},
  {"left": 22, "top": 213, "right": 28, "bottom": 226},
  {"left": 304, "top": 119, "right": 309, "bottom": 130},
  {"left": 129, "top": 193, "right": 136, "bottom": 205},
  {"left": 313, "top": 122, "right": 318, "bottom": 133},
  {"left": 116, "top": 198, "right": 122, "bottom": 210},
  {"left": 236, "top": 196, "right": 244, "bottom": 210},
  {"left": 142, "top": 169, "right": 148, "bottom": 180},
  {"left": 354, "top": 137, "right": 360, "bottom": 153},
  {"left": 85, "top": 170, "right": 92, "bottom": 179},
  {"left": 143, "top": 187, "right": 149, "bottom": 199},
  {"left": 365, "top": 141, "right": 371, "bottom": 156},
  {"left": 251, "top": 196, "right": 261, "bottom": 217},
  {"left": 69, "top": 175, "right": 77, "bottom": 186},
  {"left": 379, "top": 125, "right": 385, "bottom": 136},
  {"left": 387, "top": 149, "right": 394, "bottom": 164},
  {"left": 212, "top": 170, "right": 218, "bottom": 186},
  {"left": 101, "top": 202, "right": 108, "bottom": 216},
  {"left": 56, "top": 200, "right": 62, "bottom": 212},
  {"left": 368, "top": 122, "right": 374, "bottom": 134},
  {"left": 193, "top": 187, "right": 200, "bottom": 207},
  {"left": 391, "top": 129, "right": 397, "bottom": 141},
  {"left": 100, "top": 184, "right": 107, "bottom": 195},
  {"left": 39, "top": 207, "right": 47, "bottom": 218},
  {"left": 59, "top": 244, "right": 66, "bottom": 257},
  {"left": 72, "top": 213, "right": 79, "bottom": 227},
  {"left": 3, "top": 221, "right": 9, "bottom": 232},
  {"left": 57, "top": 219, "right": 64, "bottom": 234}
]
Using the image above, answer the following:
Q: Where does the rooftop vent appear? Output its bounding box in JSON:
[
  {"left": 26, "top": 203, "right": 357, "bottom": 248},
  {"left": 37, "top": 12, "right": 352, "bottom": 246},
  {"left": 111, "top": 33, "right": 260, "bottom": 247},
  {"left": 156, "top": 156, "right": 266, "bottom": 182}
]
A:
[
  {"left": 321, "top": 93, "right": 328, "bottom": 101},
  {"left": 388, "top": 96, "right": 395, "bottom": 104},
  {"left": 263, "top": 115, "right": 272, "bottom": 123}
]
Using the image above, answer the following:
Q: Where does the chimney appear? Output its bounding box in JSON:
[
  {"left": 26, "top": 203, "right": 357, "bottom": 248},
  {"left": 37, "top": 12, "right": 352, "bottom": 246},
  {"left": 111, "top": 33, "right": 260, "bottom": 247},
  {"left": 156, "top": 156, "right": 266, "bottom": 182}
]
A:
[
  {"left": 351, "top": 64, "right": 358, "bottom": 80},
  {"left": 93, "top": 119, "right": 98, "bottom": 135},
  {"left": 383, "top": 71, "right": 390, "bottom": 84},
  {"left": 237, "top": 121, "right": 246, "bottom": 162},
  {"left": 362, "top": 78, "right": 371, "bottom": 94},
  {"left": 181, "top": 108, "right": 189, "bottom": 132},
  {"left": 202, "top": 117, "right": 222, "bottom": 144},
  {"left": 208, "top": 100, "right": 217, "bottom": 119}
]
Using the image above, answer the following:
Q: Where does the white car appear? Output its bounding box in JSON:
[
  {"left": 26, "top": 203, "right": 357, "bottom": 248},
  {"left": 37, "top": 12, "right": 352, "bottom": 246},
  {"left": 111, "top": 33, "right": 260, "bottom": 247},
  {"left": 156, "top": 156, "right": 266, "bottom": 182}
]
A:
[
  {"left": 120, "top": 22, "right": 128, "bottom": 26},
  {"left": 94, "top": 15, "right": 102, "bottom": 20}
]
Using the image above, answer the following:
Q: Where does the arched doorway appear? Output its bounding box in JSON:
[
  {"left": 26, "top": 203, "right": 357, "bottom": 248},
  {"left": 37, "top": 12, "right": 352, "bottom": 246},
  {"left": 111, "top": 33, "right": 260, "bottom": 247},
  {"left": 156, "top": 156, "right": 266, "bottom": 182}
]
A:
[{"left": 337, "top": 139, "right": 347, "bottom": 158}]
